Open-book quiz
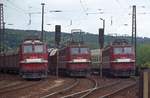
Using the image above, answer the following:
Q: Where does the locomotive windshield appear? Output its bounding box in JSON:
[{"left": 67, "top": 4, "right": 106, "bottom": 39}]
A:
[
  {"left": 71, "top": 48, "right": 79, "bottom": 54},
  {"left": 113, "top": 47, "right": 132, "bottom": 54},
  {"left": 23, "top": 45, "right": 32, "bottom": 53},
  {"left": 80, "top": 48, "right": 89, "bottom": 54},
  {"left": 71, "top": 47, "right": 89, "bottom": 55},
  {"left": 113, "top": 48, "right": 122, "bottom": 54},
  {"left": 124, "top": 47, "right": 132, "bottom": 54},
  {"left": 34, "top": 45, "right": 44, "bottom": 53},
  {"left": 23, "top": 44, "right": 44, "bottom": 53}
]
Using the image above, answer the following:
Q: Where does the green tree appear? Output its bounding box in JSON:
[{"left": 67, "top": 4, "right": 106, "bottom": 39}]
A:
[{"left": 137, "top": 44, "right": 150, "bottom": 68}]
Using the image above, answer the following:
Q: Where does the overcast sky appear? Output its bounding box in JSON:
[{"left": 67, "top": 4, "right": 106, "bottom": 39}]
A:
[{"left": 2, "top": 0, "right": 150, "bottom": 37}]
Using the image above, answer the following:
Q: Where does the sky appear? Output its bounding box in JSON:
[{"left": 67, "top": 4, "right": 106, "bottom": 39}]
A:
[{"left": 2, "top": 0, "right": 150, "bottom": 37}]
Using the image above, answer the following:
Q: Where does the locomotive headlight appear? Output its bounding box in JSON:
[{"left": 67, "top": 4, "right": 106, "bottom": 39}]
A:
[
  {"left": 72, "top": 59, "right": 91, "bottom": 63},
  {"left": 73, "top": 59, "right": 87, "bottom": 62},
  {"left": 114, "top": 58, "right": 131, "bottom": 62},
  {"left": 26, "top": 58, "right": 42, "bottom": 63}
]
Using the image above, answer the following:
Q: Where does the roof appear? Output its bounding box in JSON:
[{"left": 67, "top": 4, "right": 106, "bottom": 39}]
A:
[{"left": 23, "top": 39, "right": 43, "bottom": 44}]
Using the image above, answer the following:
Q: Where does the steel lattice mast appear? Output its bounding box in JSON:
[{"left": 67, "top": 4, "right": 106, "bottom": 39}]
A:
[
  {"left": 132, "top": 5, "right": 136, "bottom": 46},
  {"left": 0, "top": 3, "right": 4, "bottom": 54},
  {"left": 132, "top": 5, "right": 137, "bottom": 71}
]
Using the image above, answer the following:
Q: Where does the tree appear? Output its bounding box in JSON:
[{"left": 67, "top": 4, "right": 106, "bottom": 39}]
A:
[{"left": 137, "top": 44, "right": 150, "bottom": 68}]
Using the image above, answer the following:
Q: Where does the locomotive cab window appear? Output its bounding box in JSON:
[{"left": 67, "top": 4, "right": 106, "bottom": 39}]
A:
[
  {"left": 34, "top": 45, "right": 44, "bottom": 53},
  {"left": 71, "top": 48, "right": 79, "bottom": 55},
  {"left": 113, "top": 47, "right": 133, "bottom": 54},
  {"left": 113, "top": 48, "right": 123, "bottom": 54},
  {"left": 80, "top": 48, "right": 89, "bottom": 54},
  {"left": 124, "top": 47, "right": 132, "bottom": 54},
  {"left": 23, "top": 45, "right": 32, "bottom": 53}
]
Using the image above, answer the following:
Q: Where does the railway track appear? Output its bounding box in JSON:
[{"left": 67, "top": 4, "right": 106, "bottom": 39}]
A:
[
  {"left": 105, "top": 77, "right": 138, "bottom": 98},
  {"left": 0, "top": 74, "right": 138, "bottom": 98},
  {"left": 81, "top": 78, "right": 137, "bottom": 98},
  {"left": 60, "top": 78, "right": 120, "bottom": 98},
  {"left": 22, "top": 78, "right": 77, "bottom": 98},
  {"left": 0, "top": 75, "right": 75, "bottom": 98},
  {"left": 58, "top": 77, "right": 137, "bottom": 98},
  {"left": 0, "top": 74, "right": 24, "bottom": 90},
  {"left": 99, "top": 82, "right": 136, "bottom": 98},
  {"left": 0, "top": 81, "right": 22, "bottom": 91},
  {"left": 39, "top": 78, "right": 79, "bottom": 98},
  {"left": 40, "top": 77, "right": 97, "bottom": 98},
  {"left": 0, "top": 80, "right": 42, "bottom": 94},
  {"left": 0, "top": 75, "right": 50, "bottom": 97}
]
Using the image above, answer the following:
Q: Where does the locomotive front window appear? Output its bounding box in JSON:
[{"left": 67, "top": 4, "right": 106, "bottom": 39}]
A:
[
  {"left": 71, "top": 48, "right": 79, "bottom": 54},
  {"left": 114, "top": 47, "right": 133, "bottom": 54},
  {"left": 34, "top": 45, "right": 44, "bottom": 53},
  {"left": 124, "top": 47, "right": 132, "bottom": 54},
  {"left": 80, "top": 48, "right": 89, "bottom": 54},
  {"left": 114, "top": 48, "right": 123, "bottom": 54},
  {"left": 23, "top": 45, "right": 32, "bottom": 53}
]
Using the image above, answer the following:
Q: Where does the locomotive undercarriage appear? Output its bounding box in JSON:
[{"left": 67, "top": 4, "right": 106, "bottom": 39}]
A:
[
  {"left": 20, "top": 71, "right": 48, "bottom": 79},
  {"left": 110, "top": 69, "right": 135, "bottom": 77}
]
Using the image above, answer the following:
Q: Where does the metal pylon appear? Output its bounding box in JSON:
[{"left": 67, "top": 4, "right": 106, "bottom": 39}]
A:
[
  {"left": 0, "top": 3, "right": 4, "bottom": 54},
  {"left": 132, "top": 5, "right": 137, "bottom": 74},
  {"left": 132, "top": 5, "right": 136, "bottom": 46}
]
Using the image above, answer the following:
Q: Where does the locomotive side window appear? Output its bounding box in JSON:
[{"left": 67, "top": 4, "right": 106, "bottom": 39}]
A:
[
  {"left": 113, "top": 48, "right": 123, "bottom": 54},
  {"left": 34, "top": 45, "right": 44, "bottom": 53},
  {"left": 124, "top": 47, "right": 132, "bottom": 54},
  {"left": 80, "top": 48, "right": 89, "bottom": 54},
  {"left": 23, "top": 45, "right": 32, "bottom": 53},
  {"left": 71, "top": 48, "right": 79, "bottom": 54}
]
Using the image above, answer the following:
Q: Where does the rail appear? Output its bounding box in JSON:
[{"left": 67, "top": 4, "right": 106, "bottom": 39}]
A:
[
  {"left": 0, "top": 81, "right": 43, "bottom": 94},
  {"left": 82, "top": 78, "right": 137, "bottom": 98},
  {"left": 40, "top": 78, "right": 79, "bottom": 98},
  {"left": 79, "top": 80, "right": 121, "bottom": 98},
  {"left": 99, "top": 82, "right": 136, "bottom": 98},
  {"left": 60, "top": 77, "right": 98, "bottom": 98}
]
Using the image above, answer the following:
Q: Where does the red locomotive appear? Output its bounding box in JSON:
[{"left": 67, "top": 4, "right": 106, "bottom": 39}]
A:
[
  {"left": 48, "top": 42, "right": 91, "bottom": 77},
  {"left": 19, "top": 39, "right": 48, "bottom": 79},
  {"left": 60, "top": 42, "right": 91, "bottom": 76},
  {"left": 0, "top": 38, "right": 48, "bottom": 79},
  {"left": 102, "top": 39, "right": 135, "bottom": 77}
]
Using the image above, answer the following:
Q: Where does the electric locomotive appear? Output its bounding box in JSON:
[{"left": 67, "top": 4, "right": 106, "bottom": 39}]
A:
[
  {"left": 102, "top": 39, "right": 135, "bottom": 77},
  {"left": 19, "top": 39, "right": 48, "bottom": 79},
  {"left": 48, "top": 42, "right": 91, "bottom": 77},
  {"left": 59, "top": 42, "right": 91, "bottom": 77},
  {"left": 48, "top": 28, "right": 91, "bottom": 77}
]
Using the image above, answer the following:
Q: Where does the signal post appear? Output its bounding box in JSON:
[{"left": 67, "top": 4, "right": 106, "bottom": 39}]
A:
[
  {"left": 55, "top": 25, "right": 61, "bottom": 80},
  {"left": 99, "top": 18, "right": 105, "bottom": 78}
]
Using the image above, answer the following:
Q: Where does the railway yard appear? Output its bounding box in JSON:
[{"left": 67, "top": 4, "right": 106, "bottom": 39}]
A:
[
  {"left": 0, "top": 74, "right": 138, "bottom": 98},
  {"left": 1, "top": 0, "right": 150, "bottom": 98}
]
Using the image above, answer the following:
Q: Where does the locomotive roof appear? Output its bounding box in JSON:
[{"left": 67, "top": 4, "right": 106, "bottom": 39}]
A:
[
  {"left": 102, "top": 38, "right": 133, "bottom": 48},
  {"left": 23, "top": 39, "right": 43, "bottom": 44},
  {"left": 67, "top": 43, "right": 88, "bottom": 47},
  {"left": 103, "top": 44, "right": 133, "bottom": 51},
  {"left": 111, "top": 38, "right": 129, "bottom": 45},
  {"left": 68, "top": 45, "right": 88, "bottom": 48}
]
